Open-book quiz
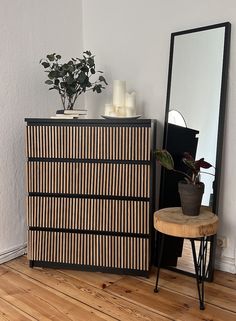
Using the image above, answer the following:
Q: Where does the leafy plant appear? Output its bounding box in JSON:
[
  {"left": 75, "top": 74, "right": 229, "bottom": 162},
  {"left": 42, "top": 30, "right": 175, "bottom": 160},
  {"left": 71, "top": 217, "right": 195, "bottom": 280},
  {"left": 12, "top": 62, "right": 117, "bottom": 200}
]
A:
[
  {"left": 40, "top": 51, "right": 108, "bottom": 110},
  {"left": 155, "top": 149, "right": 213, "bottom": 185}
]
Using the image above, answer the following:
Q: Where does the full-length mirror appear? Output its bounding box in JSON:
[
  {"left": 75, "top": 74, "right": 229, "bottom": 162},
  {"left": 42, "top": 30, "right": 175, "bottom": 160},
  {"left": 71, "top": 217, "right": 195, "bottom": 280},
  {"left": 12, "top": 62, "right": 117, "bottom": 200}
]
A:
[{"left": 158, "top": 22, "right": 231, "bottom": 278}]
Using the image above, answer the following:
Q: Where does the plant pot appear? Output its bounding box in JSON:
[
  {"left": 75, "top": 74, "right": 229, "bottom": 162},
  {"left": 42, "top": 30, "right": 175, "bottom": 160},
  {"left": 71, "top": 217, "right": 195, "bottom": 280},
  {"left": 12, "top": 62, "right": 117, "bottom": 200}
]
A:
[{"left": 178, "top": 181, "right": 205, "bottom": 216}]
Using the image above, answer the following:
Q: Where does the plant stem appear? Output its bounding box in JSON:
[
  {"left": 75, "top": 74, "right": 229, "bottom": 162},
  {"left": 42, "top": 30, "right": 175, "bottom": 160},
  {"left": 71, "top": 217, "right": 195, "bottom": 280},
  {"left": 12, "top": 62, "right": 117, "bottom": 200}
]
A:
[
  {"left": 172, "top": 169, "right": 192, "bottom": 182},
  {"left": 200, "top": 171, "right": 215, "bottom": 177}
]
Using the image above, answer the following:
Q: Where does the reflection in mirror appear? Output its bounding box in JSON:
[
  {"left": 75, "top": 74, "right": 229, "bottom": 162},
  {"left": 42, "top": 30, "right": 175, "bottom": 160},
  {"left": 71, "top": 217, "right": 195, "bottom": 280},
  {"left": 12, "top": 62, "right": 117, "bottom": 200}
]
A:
[
  {"left": 168, "top": 110, "right": 187, "bottom": 127},
  {"left": 157, "top": 22, "right": 231, "bottom": 279},
  {"left": 169, "top": 27, "right": 225, "bottom": 206}
]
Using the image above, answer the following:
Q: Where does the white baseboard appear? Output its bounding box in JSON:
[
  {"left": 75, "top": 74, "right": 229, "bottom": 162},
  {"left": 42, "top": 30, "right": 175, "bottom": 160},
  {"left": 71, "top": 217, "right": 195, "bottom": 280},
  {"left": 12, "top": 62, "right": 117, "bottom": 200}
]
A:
[
  {"left": 0, "top": 243, "right": 27, "bottom": 264},
  {"left": 215, "top": 255, "right": 236, "bottom": 274}
]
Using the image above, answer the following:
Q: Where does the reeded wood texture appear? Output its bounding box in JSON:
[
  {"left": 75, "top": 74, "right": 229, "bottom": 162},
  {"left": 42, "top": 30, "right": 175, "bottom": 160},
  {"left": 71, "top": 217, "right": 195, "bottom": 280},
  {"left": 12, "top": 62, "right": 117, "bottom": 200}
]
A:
[
  {"left": 27, "top": 161, "right": 150, "bottom": 197},
  {"left": 26, "top": 125, "right": 150, "bottom": 160},
  {"left": 26, "top": 122, "right": 152, "bottom": 273},
  {"left": 2, "top": 256, "right": 236, "bottom": 321},
  {"left": 154, "top": 207, "right": 218, "bottom": 238}
]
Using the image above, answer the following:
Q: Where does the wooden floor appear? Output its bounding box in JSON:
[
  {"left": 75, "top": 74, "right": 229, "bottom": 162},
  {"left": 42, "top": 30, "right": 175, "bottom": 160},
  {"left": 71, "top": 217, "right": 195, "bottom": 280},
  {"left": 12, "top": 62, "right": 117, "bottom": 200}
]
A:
[{"left": 0, "top": 256, "right": 236, "bottom": 320}]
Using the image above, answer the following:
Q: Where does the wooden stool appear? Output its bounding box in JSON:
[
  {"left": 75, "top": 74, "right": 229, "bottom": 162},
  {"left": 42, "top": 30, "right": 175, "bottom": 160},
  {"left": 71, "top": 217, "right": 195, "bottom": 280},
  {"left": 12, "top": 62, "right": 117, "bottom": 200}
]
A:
[{"left": 153, "top": 207, "right": 219, "bottom": 310}]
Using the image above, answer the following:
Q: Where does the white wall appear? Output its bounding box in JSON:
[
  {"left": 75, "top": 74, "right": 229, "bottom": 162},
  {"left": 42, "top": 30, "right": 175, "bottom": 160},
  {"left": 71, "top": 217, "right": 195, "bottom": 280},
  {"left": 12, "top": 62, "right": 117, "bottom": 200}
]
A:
[
  {"left": 1, "top": 0, "right": 235, "bottom": 273},
  {"left": 83, "top": 0, "right": 236, "bottom": 273},
  {"left": 0, "top": 0, "right": 84, "bottom": 263}
]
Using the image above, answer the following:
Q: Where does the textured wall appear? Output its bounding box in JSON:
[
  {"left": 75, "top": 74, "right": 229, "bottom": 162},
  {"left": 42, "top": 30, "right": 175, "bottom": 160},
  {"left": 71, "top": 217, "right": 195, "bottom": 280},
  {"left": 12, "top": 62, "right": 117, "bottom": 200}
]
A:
[
  {"left": 83, "top": 0, "right": 236, "bottom": 272},
  {"left": 0, "top": 0, "right": 83, "bottom": 263}
]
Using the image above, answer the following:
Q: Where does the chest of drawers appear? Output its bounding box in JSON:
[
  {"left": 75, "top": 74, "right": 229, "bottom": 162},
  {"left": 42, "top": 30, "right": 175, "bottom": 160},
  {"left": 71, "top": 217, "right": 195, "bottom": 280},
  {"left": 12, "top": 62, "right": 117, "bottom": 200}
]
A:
[{"left": 25, "top": 118, "right": 156, "bottom": 276}]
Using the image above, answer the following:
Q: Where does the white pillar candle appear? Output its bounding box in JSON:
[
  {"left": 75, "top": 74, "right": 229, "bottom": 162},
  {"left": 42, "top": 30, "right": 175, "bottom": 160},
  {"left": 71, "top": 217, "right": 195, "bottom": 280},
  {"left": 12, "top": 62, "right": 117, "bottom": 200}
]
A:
[
  {"left": 104, "top": 103, "right": 115, "bottom": 116},
  {"left": 125, "top": 91, "right": 136, "bottom": 108},
  {"left": 125, "top": 91, "right": 136, "bottom": 116},
  {"left": 126, "top": 107, "right": 135, "bottom": 116},
  {"left": 113, "top": 80, "right": 126, "bottom": 107},
  {"left": 116, "top": 106, "right": 126, "bottom": 116}
]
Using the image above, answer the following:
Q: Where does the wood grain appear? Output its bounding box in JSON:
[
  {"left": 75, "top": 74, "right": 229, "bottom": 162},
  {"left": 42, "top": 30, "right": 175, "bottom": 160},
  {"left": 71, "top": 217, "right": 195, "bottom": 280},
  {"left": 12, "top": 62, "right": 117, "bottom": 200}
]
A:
[
  {"left": 2, "top": 256, "right": 236, "bottom": 321},
  {"left": 0, "top": 266, "right": 110, "bottom": 321},
  {"left": 104, "top": 276, "right": 236, "bottom": 321},
  {"left": 154, "top": 207, "right": 218, "bottom": 238},
  {"left": 0, "top": 297, "right": 37, "bottom": 321},
  {"left": 136, "top": 267, "right": 236, "bottom": 313},
  {"left": 6, "top": 257, "right": 168, "bottom": 321}
]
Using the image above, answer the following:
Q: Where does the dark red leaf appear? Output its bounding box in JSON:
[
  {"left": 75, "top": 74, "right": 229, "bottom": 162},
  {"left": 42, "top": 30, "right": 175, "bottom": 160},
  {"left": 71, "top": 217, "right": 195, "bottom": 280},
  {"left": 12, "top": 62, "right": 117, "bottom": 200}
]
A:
[
  {"left": 183, "top": 152, "right": 194, "bottom": 161},
  {"left": 198, "top": 159, "right": 212, "bottom": 169}
]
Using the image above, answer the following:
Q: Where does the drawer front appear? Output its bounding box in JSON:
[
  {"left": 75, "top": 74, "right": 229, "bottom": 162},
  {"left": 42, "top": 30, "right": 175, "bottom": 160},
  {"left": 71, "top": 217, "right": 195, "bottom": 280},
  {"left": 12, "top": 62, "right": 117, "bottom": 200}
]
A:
[
  {"left": 26, "top": 125, "right": 151, "bottom": 161},
  {"left": 28, "top": 230, "right": 149, "bottom": 271},
  {"left": 27, "top": 196, "right": 150, "bottom": 234},
  {"left": 27, "top": 161, "right": 150, "bottom": 198}
]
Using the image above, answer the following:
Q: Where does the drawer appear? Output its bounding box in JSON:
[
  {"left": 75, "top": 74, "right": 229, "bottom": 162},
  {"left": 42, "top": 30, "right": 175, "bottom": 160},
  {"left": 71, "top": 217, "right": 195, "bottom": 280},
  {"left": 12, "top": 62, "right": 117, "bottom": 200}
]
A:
[
  {"left": 27, "top": 161, "right": 151, "bottom": 198},
  {"left": 27, "top": 196, "right": 150, "bottom": 234},
  {"left": 26, "top": 125, "right": 151, "bottom": 161},
  {"left": 28, "top": 230, "right": 149, "bottom": 271}
]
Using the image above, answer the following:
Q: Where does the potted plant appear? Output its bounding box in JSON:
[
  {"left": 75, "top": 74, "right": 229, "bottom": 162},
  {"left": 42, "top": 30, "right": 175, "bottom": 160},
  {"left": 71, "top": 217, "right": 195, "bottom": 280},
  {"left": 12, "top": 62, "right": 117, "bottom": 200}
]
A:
[
  {"left": 155, "top": 149, "right": 213, "bottom": 216},
  {"left": 40, "top": 51, "right": 108, "bottom": 110}
]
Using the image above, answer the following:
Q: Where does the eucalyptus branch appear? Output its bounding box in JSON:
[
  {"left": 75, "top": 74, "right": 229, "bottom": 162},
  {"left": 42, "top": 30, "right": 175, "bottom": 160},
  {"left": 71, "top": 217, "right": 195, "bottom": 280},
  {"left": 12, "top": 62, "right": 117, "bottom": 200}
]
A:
[
  {"left": 40, "top": 52, "right": 107, "bottom": 110},
  {"left": 60, "top": 95, "right": 65, "bottom": 109}
]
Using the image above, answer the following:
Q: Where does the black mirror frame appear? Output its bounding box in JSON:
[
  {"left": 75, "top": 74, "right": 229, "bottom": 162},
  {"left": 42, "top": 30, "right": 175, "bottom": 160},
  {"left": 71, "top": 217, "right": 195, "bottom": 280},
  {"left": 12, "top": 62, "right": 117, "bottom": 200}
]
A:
[{"left": 160, "top": 22, "right": 231, "bottom": 280}]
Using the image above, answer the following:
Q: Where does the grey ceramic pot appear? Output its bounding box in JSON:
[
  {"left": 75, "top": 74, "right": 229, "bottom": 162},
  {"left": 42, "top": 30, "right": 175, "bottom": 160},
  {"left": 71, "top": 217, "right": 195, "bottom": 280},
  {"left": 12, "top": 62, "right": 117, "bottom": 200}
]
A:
[{"left": 178, "top": 181, "right": 205, "bottom": 216}]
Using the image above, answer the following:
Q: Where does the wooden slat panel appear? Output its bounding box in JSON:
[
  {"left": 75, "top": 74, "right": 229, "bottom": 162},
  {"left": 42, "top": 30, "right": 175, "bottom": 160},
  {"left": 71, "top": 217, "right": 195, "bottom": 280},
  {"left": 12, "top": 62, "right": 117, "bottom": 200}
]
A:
[
  {"left": 28, "top": 162, "right": 150, "bottom": 197},
  {"left": 27, "top": 230, "right": 149, "bottom": 271},
  {"left": 26, "top": 124, "right": 151, "bottom": 161},
  {"left": 26, "top": 122, "right": 153, "bottom": 274},
  {"left": 28, "top": 196, "right": 149, "bottom": 234}
]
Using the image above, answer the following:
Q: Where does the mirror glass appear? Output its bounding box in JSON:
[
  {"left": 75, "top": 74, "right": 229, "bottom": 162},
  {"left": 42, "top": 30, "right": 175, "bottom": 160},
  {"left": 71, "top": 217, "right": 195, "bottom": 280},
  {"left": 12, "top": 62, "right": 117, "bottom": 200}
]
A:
[{"left": 158, "top": 23, "right": 231, "bottom": 277}]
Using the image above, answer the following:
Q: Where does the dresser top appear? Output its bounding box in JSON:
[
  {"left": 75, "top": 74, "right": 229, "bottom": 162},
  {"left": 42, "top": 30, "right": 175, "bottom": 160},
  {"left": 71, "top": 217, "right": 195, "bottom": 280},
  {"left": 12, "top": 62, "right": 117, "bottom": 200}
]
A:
[{"left": 25, "top": 118, "right": 156, "bottom": 127}]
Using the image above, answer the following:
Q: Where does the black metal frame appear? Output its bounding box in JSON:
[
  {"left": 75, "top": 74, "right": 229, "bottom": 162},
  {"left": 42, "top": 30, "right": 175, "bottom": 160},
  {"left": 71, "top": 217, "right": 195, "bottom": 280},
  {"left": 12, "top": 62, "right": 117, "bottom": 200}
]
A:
[
  {"left": 154, "top": 233, "right": 210, "bottom": 310},
  {"left": 25, "top": 118, "right": 157, "bottom": 276},
  {"left": 158, "top": 22, "right": 231, "bottom": 280},
  {"left": 29, "top": 260, "right": 149, "bottom": 277}
]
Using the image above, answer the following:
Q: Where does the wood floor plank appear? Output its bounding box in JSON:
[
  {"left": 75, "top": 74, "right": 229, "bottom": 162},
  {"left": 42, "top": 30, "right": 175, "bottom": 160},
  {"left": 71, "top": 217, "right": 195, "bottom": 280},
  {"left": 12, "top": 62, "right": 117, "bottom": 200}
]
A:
[
  {"left": 0, "top": 297, "right": 37, "bottom": 321},
  {"left": 3, "top": 256, "right": 236, "bottom": 321},
  {"left": 6, "top": 257, "right": 170, "bottom": 321},
  {"left": 59, "top": 268, "right": 124, "bottom": 290},
  {"left": 0, "top": 266, "right": 112, "bottom": 321},
  {"left": 136, "top": 267, "right": 236, "bottom": 313},
  {"left": 104, "top": 276, "right": 236, "bottom": 321},
  {"left": 214, "top": 270, "right": 236, "bottom": 290}
]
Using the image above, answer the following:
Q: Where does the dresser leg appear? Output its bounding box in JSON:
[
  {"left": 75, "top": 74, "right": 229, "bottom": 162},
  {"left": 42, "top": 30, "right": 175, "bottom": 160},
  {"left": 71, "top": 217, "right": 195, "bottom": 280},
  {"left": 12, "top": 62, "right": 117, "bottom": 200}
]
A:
[
  {"left": 29, "top": 260, "right": 34, "bottom": 268},
  {"left": 154, "top": 233, "right": 165, "bottom": 293}
]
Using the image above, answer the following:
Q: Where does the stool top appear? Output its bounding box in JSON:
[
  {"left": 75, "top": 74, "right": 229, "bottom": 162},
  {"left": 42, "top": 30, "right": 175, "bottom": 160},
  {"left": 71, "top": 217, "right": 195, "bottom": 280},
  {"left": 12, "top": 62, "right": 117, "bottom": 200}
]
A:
[{"left": 154, "top": 207, "right": 218, "bottom": 238}]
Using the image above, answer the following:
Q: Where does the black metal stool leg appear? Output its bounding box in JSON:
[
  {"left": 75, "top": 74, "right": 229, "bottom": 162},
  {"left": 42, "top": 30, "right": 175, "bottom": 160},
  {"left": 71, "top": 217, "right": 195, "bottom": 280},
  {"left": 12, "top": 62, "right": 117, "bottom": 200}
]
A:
[
  {"left": 190, "top": 237, "right": 208, "bottom": 310},
  {"left": 154, "top": 233, "right": 165, "bottom": 293}
]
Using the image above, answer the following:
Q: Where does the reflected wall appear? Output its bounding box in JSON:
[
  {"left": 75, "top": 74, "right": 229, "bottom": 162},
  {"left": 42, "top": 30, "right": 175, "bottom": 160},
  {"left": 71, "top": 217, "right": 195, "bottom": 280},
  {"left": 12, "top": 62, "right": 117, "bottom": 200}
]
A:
[{"left": 169, "top": 27, "right": 225, "bottom": 205}]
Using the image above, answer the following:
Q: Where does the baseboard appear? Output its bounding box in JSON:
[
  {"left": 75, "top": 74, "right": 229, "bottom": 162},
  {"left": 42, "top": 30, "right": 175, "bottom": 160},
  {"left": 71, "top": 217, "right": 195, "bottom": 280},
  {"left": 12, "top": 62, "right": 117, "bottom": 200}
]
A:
[
  {"left": 0, "top": 243, "right": 27, "bottom": 264},
  {"left": 215, "top": 255, "right": 236, "bottom": 274}
]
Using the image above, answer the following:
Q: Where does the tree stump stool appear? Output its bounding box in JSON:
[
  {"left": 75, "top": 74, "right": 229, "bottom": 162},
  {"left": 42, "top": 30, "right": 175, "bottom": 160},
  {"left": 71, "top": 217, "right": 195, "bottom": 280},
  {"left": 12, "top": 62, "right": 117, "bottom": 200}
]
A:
[{"left": 153, "top": 207, "right": 219, "bottom": 310}]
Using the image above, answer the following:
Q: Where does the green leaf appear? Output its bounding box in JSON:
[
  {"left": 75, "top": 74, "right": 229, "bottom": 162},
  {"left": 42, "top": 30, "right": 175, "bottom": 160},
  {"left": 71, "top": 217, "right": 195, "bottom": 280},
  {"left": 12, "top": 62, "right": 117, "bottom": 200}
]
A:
[
  {"left": 77, "top": 72, "right": 87, "bottom": 83},
  {"left": 155, "top": 150, "right": 174, "bottom": 170},
  {"left": 87, "top": 57, "right": 95, "bottom": 67},
  {"left": 84, "top": 50, "right": 92, "bottom": 56},
  {"left": 99, "top": 75, "right": 108, "bottom": 85},
  {"left": 46, "top": 54, "right": 55, "bottom": 61},
  {"left": 81, "top": 66, "right": 89, "bottom": 73},
  {"left": 56, "top": 54, "right": 61, "bottom": 60},
  {"left": 93, "top": 84, "right": 102, "bottom": 93},
  {"left": 41, "top": 61, "right": 50, "bottom": 68},
  {"left": 45, "top": 80, "right": 53, "bottom": 85}
]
